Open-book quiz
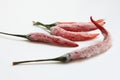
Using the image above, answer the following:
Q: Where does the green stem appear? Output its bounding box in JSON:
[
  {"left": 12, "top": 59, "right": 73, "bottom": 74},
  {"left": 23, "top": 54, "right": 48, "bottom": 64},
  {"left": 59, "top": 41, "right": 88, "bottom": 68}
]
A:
[
  {"left": 0, "top": 32, "right": 28, "bottom": 39},
  {"left": 33, "top": 21, "right": 56, "bottom": 30},
  {"left": 13, "top": 56, "right": 68, "bottom": 65}
]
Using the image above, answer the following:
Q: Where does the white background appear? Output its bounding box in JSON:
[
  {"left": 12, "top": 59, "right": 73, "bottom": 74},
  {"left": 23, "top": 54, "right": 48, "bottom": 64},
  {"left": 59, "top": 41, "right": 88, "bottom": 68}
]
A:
[{"left": 0, "top": 0, "right": 120, "bottom": 80}]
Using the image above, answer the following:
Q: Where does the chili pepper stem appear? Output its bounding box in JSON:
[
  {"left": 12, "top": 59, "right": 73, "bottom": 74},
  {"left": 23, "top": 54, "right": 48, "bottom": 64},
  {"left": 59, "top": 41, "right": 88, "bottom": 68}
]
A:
[
  {"left": 13, "top": 59, "right": 56, "bottom": 65},
  {"left": 13, "top": 56, "right": 68, "bottom": 65},
  {"left": 33, "top": 21, "right": 56, "bottom": 30},
  {"left": 0, "top": 32, "right": 28, "bottom": 39}
]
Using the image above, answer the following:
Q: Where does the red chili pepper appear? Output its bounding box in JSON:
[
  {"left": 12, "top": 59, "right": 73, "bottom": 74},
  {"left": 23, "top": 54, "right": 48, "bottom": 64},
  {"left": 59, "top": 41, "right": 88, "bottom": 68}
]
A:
[
  {"left": 33, "top": 19, "right": 105, "bottom": 32},
  {"left": 50, "top": 26, "right": 99, "bottom": 41},
  {"left": 69, "top": 17, "right": 111, "bottom": 60},
  {"left": 0, "top": 32, "right": 78, "bottom": 47},
  {"left": 13, "top": 17, "right": 112, "bottom": 65}
]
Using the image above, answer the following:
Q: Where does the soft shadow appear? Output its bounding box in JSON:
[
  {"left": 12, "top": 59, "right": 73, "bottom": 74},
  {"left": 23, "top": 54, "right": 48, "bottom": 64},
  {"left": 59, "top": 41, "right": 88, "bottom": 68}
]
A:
[
  {"left": 23, "top": 40, "right": 77, "bottom": 48},
  {"left": 13, "top": 61, "right": 69, "bottom": 66}
]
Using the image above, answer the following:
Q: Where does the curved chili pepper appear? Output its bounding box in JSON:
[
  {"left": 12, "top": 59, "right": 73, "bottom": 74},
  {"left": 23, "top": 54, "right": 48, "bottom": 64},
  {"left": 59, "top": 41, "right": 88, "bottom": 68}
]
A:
[
  {"left": 33, "top": 19, "right": 105, "bottom": 32},
  {"left": 0, "top": 32, "right": 78, "bottom": 47},
  {"left": 68, "top": 17, "right": 111, "bottom": 60},
  {"left": 13, "top": 17, "right": 112, "bottom": 65}
]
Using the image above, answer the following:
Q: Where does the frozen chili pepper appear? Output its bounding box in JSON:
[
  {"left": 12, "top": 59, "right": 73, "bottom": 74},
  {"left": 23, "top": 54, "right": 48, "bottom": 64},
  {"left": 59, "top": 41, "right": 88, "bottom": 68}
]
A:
[
  {"left": 33, "top": 19, "right": 105, "bottom": 32},
  {"left": 13, "top": 17, "right": 112, "bottom": 65},
  {"left": 0, "top": 32, "right": 78, "bottom": 47},
  {"left": 50, "top": 26, "right": 99, "bottom": 41}
]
